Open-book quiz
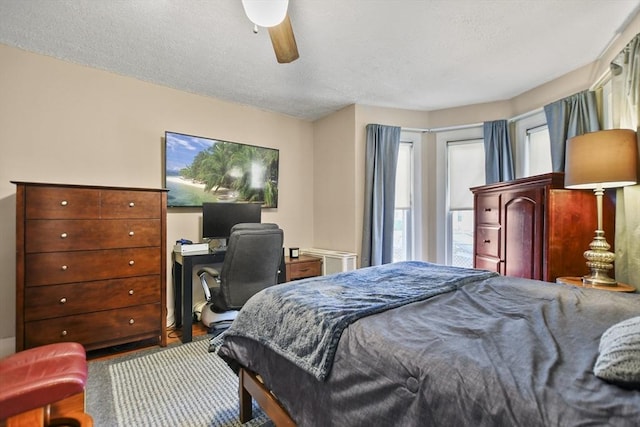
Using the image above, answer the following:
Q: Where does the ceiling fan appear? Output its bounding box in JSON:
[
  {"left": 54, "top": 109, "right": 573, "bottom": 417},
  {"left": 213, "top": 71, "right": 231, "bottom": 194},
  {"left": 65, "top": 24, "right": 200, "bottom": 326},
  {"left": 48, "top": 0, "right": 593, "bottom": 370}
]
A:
[{"left": 241, "top": 0, "right": 299, "bottom": 63}]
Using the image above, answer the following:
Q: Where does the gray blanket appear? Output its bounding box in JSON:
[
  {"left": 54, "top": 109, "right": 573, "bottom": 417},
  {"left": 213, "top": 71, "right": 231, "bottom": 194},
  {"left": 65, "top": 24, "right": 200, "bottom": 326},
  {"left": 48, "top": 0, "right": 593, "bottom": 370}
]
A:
[
  {"left": 223, "top": 261, "right": 498, "bottom": 380},
  {"left": 219, "top": 275, "right": 640, "bottom": 426}
]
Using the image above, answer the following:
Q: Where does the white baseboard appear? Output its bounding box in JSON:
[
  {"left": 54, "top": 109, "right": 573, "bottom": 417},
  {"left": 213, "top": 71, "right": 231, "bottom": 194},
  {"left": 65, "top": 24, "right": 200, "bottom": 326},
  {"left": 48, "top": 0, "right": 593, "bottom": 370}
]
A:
[{"left": 0, "top": 336, "right": 16, "bottom": 357}]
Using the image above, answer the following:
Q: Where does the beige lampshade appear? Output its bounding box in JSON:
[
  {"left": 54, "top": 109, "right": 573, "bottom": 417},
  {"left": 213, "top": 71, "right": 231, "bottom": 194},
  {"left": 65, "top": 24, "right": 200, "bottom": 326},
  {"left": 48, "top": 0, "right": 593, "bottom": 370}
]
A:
[{"left": 564, "top": 129, "right": 638, "bottom": 189}]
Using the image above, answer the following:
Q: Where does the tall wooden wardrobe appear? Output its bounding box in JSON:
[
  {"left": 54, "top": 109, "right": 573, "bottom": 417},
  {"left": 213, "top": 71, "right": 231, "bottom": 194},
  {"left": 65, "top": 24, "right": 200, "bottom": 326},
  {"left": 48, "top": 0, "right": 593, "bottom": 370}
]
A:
[{"left": 471, "top": 173, "right": 615, "bottom": 282}]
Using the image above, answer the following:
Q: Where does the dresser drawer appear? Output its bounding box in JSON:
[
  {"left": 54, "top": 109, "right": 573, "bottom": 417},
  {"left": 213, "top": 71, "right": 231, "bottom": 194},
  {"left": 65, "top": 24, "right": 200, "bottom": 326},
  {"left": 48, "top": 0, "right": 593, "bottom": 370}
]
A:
[
  {"left": 24, "top": 303, "right": 161, "bottom": 349},
  {"left": 475, "top": 193, "right": 500, "bottom": 224},
  {"left": 26, "top": 219, "right": 161, "bottom": 253},
  {"left": 24, "top": 275, "right": 160, "bottom": 321},
  {"left": 26, "top": 186, "right": 100, "bottom": 219},
  {"left": 26, "top": 247, "right": 160, "bottom": 286},
  {"left": 101, "top": 190, "right": 161, "bottom": 218},
  {"left": 475, "top": 255, "right": 501, "bottom": 274},
  {"left": 288, "top": 259, "right": 322, "bottom": 280},
  {"left": 475, "top": 226, "right": 500, "bottom": 258}
]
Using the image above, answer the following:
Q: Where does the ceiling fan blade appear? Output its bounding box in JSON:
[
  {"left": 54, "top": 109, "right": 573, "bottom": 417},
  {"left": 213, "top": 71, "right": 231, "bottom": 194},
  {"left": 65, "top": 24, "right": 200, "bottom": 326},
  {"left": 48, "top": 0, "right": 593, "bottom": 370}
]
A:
[{"left": 268, "top": 14, "right": 299, "bottom": 63}]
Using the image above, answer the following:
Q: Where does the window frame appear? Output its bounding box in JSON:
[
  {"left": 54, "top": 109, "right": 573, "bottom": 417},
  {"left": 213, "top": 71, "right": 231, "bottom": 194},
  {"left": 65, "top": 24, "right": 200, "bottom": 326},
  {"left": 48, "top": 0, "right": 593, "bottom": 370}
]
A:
[
  {"left": 513, "top": 110, "right": 550, "bottom": 178},
  {"left": 435, "top": 126, "right": 483, "bottom": 266},
  {"left": 393, "top": 131, "right": 422, "bottom": 262}
]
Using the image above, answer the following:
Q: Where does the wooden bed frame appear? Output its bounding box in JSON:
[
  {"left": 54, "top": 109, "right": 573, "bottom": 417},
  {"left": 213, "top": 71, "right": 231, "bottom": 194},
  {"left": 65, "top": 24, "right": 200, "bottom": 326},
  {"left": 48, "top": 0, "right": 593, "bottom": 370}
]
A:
[{"left": 239, "top": 368, "right": 296, "bottom": 426}]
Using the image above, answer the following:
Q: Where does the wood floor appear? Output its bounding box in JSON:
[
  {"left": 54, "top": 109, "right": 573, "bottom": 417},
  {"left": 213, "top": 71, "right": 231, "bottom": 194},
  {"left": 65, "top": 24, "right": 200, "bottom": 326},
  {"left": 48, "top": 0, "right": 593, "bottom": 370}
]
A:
[{"left": 87, "top": 322, "right": 209, "bottom": 361}]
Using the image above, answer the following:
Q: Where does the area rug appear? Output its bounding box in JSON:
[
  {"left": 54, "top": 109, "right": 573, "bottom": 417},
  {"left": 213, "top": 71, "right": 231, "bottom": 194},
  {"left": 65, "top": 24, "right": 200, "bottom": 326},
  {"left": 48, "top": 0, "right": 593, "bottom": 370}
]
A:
[{"left": 86, "top": 336, "right": 270, "bottom": 426}]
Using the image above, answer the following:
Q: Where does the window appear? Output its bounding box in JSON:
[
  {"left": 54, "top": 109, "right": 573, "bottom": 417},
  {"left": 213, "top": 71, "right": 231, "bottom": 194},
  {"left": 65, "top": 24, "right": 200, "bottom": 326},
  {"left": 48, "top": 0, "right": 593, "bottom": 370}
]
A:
[
  {"left": 514, "top": 110, "right": 552, "bottom": 178},
  {"left": 447, "top": 139, "right": 485, "bottom": 268},
  {"left": 393, "top": 132, "right": 422, "bottom": 262},
  {"left": 434, "top": 118, "right": 553, "bottom": 268},
  {"left": 526, "top": 125, "right": 552, "bottom": 176}
]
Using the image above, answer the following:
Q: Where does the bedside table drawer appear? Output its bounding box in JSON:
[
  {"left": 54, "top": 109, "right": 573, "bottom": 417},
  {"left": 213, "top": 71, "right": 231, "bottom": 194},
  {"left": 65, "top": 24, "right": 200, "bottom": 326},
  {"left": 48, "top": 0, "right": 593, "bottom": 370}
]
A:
[
  {"left": 289, "top": 262, "right": 322, "bottom": 280},
  {"left": 285, "top": 255, "right": 323, "bottom": 281}
]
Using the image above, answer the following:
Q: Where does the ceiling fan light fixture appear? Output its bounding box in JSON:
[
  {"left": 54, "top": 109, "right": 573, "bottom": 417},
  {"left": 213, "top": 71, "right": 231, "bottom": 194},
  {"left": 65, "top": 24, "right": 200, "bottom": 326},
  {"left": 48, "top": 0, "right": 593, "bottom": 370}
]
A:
[{"left": 241, "top": 0, "right": 289, "bottom": 28}]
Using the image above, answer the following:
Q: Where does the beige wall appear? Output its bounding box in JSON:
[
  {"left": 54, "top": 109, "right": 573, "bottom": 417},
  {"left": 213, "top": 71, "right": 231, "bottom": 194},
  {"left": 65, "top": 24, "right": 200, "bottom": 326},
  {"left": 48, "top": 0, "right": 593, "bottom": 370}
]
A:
[
  {"left": 311, "top": 105, "right": 357, "bottom": 252},
  {"left": 0, "top": 44, "right": 314, "bottom": 355}
]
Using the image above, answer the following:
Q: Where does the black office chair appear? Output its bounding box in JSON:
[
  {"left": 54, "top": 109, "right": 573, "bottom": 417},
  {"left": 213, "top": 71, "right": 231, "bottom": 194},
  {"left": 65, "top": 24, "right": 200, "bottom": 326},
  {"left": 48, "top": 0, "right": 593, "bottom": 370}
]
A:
[{"left": 198, "top": 223, "right": 284, "bottom": 330}]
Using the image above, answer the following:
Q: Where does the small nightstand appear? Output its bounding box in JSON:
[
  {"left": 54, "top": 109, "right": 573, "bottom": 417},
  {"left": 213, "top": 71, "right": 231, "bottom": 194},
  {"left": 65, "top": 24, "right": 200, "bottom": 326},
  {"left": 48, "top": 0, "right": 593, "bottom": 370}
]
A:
[
  {"left": 556, "top": 276, "right": 636, "bottom": 293},
  {"left": 285, "top": 255, "right": 322, "bottom": 282}
]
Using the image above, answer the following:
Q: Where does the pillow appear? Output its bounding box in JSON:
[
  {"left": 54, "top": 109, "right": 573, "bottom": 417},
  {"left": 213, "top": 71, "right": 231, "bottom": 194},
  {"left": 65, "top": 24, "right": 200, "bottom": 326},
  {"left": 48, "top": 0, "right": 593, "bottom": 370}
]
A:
[{"left": 594, "top": 316, "right": 640, "bottom": 387}]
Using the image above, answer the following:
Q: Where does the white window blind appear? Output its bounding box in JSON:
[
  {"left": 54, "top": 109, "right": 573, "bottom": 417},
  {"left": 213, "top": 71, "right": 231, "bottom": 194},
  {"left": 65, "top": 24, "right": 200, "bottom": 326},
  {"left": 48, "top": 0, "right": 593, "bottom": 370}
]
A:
[
  {"left": 395, "top": 143, "right": 412, "bottom": 209},
  {"left": 527, "top": 126, "right": 552, "bottom": 176},
  {"left": 448, "top": 140, "right": 484, "bottom": 210}
]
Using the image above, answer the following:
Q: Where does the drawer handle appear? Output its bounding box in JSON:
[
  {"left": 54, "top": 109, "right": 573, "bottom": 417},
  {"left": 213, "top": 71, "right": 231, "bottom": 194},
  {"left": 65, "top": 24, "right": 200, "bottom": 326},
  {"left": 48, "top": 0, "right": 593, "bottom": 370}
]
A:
[
  {"left": 129, "top": 319, "right": 135, "bottom": 325},
  {"left": 484, "top": 208, "right": 491, "bottom": 212},
  {"left": 129, "top": 231, "right": 135, "bottom": 236},
  {"left": 483, "top": 239, "right": 491, "bottom": 244},
  {"left": 61, "top": 265, "right": 68, "bottom": 271},
  {"left": 129, "top": 289, "right": 134, "bottom": 295},
  {"left": 61, "top": 330, "right": 68, "bottom": 336},
  {"left": 129, "top": 260, "right": 135, "bottom": 266},
  {"left": 61, "top": 200, "right": 68, "bottom": 206},
  {"left": 129, "top": 202, "right": 135, "bottom": 207},
  {"left": 60, "top": 297, "right": 67, "bottom": 304},
  {"left": 60, "top": 232, "right": 68, "bottom": 239}
]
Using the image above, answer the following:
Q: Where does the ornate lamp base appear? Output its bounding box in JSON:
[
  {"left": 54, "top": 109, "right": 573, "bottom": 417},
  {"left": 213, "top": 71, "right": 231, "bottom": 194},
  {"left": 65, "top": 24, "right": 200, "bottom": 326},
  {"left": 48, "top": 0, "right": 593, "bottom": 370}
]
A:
[{"left": 582, "top": 230, "right": 617, "bottom": 286}]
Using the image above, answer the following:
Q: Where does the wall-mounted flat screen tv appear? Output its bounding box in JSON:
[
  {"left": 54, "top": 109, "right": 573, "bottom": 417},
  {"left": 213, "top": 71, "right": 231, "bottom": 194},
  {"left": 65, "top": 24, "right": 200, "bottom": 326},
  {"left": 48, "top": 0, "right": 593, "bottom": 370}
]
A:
[{"left": 164, "top": 131, "right": 279, "bottom": 208}]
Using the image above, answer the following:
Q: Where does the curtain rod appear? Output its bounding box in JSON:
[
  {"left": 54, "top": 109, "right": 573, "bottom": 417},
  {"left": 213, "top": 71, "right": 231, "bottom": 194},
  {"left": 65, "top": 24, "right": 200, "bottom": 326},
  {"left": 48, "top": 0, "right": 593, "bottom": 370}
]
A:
[
  {"left": 403, "top": 122, "right": 482, "bottom": 133},
  {"left": 403, "top": 107, "right": 544, "bottom": 134},
  {"left": 508, "top": 107, "right": 543, "bottom": 122}
]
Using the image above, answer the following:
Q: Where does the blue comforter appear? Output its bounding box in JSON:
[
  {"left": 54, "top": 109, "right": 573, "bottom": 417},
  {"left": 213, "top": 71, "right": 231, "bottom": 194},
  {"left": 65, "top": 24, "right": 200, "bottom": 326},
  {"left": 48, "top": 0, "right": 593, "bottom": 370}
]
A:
[{"left": 223, "top": 261, "right": 498, "bottom": 380}]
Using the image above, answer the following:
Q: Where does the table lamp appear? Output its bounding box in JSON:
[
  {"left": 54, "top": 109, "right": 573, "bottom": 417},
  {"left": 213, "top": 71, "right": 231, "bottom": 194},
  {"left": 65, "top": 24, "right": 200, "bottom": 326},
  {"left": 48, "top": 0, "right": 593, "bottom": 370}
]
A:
[{"left": 564, "top": 129, "right": 638, "bottom": 287}]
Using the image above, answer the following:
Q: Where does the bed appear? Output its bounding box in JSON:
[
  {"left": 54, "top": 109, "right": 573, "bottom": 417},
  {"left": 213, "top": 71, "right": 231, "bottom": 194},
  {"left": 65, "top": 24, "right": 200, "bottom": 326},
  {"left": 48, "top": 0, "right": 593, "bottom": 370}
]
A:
[{"left": 216, "top": 261, "right": 640, "bottom": 426}]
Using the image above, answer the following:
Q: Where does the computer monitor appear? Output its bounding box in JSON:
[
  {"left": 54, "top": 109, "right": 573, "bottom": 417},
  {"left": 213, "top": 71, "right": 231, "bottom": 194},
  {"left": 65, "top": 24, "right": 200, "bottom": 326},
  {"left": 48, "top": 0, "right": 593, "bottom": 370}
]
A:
[{"left": 202, "top": 202, "right": 262, "bottom": 243}]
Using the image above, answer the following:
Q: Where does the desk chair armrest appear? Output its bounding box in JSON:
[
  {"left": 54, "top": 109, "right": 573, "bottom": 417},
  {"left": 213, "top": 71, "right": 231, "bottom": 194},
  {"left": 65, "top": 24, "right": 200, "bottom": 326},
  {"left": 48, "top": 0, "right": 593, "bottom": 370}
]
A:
[
  {"left": 197, "top": 267, "right": 221, "bottom": 302},
  {"left": 197, "top": 266, "right": 221, "bottom": 278}
]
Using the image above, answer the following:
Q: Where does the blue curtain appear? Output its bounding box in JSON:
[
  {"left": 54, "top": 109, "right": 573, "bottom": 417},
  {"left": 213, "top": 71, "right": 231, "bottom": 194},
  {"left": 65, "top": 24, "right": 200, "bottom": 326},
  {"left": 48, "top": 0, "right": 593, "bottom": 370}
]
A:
[
  {"left": 361, "top": 124, "right": 401, "bottom": 267},
  {"left": 483, "top": 120, "right": 515, "bottom": 184},
  {"left": 544, "top": 90, "right": 600, "bottom": 172}
]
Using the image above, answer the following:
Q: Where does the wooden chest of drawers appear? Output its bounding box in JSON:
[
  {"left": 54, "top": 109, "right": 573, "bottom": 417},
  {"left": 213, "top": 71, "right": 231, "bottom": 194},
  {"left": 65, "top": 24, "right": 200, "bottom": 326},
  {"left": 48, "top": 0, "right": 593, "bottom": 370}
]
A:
[
  {"left": 13, "top": 182, "right": 168, "bottom": 351},
  {"left": 471, "top": 173, "right": 615, "bottom": 282}
]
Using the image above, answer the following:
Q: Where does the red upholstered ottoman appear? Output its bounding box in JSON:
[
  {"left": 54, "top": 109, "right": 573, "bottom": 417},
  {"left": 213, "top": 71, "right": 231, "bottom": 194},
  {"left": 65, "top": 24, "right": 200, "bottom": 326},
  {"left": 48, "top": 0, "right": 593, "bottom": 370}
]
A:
[{"left": 0, "top": 342, "right": 92, "bottom": 426}]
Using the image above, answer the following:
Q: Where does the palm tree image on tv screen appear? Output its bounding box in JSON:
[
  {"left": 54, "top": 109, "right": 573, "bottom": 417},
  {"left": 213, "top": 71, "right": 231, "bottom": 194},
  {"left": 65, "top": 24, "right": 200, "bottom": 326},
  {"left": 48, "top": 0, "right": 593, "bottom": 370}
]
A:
[{"left": 164, "top": 131, "right": 279, "bottom": 208}]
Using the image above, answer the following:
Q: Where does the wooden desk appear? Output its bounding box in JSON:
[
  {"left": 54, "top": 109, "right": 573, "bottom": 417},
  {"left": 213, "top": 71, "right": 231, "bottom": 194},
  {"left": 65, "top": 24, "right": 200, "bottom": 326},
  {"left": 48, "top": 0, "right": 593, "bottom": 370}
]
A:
[
  {"left": 285, "top": 255, "right": 322, "bottom": 281},
  {"left": 556, "top": 276, "right": 636, "bottom": 293},
  {"left": 173, "top": 252, "right": 322, "bottom": 342},
  {"left": 173, "top": 250, "right": 225, "bottom": 343}
]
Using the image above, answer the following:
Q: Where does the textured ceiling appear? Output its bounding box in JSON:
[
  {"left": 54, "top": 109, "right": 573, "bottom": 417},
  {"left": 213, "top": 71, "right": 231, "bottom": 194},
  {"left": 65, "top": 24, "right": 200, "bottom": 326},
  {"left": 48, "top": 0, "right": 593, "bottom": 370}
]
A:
[{"left": 1, "top": 0, "right": 639, "bottom": 121}]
